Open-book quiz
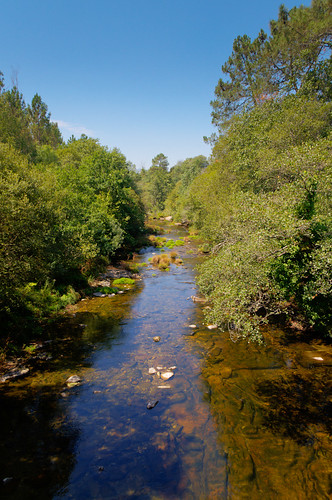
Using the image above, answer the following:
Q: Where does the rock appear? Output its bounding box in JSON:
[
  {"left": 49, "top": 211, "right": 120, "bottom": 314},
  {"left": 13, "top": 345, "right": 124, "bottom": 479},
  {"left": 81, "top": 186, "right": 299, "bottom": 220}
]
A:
[
  {"left": 188, "top": 324, "right": 197, "bottom": 329},
  {"left": 219, "top": 366, "right": 232, "bottom": 379},
  {"left": 165, "top": 216, "right": 173, "bottom": 221},
  {"left": 207, "top": 324, "right": 218, "bottom": 330},
  {"left": 158, "top": 385, "right": 171, "bottom": 389},
  {"left": 153, "top": 336, "right": 161, "bottom": 342},
  {"left": 169, "top": 366, "right": 177, "bottom": 370},
  {"left": 148, "top": 367, "right": 157, "bottom": 375},
  {"left": 191, "top": 295, "right": 207, "bottom": 303},
  {"left": 66, "top": 375, "right": 81, "bottom": 387},
  {"left": 0, "top": 367, "right": 30, "bottom": 383},
  {"left": 156, "top": 366, "right": 165, "bottom": 370},
  {"left": 2, "top": 477, "right": 14, "bottom": 485},
  {"left": 298, "top": 350, "right": 332, "bottom": 367},
  {"left": 147, "top": 400, "right": 159, "bottom": 409},
  {"left": 93, "top": 292, "right": 105, "bottom": 297},
  {"left": 161, "top": 371, "right": 174, "bottom": 381}
]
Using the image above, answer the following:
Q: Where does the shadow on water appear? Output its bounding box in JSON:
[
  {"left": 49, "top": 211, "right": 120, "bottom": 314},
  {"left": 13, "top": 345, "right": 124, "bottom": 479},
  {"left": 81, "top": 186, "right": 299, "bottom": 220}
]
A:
[
  {"left": 255, "top": 369, "right": 332, "bottom": 444},
  {"left": 0, "top": 386, "right": 79, "bottom": 500}
]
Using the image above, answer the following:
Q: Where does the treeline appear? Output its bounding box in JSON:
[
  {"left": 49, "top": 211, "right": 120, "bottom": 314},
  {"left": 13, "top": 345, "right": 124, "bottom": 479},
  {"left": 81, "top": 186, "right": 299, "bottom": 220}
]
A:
[
  {"left": 147, "top": 0, "right": 331, "bottom": 340},
  {"left": 0, "top": 74, "right": 145, "bottom": 346}
]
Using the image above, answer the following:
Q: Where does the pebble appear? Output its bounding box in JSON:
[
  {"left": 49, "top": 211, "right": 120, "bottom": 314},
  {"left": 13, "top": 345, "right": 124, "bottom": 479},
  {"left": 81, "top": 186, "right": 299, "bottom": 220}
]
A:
[
  {"left": 189, "top": 324, "right": 197, "bottom": 328},
  {"left": 147, "top": 400, "right": 159, "bottom": 409},
  {"left": 207, "top": 324, "right": 218, "bottom": 330},
  {"left": 153, "top": 336, "right": 161, "bottom": 342},
  {"left": 161, "top": 371, "right": 174, "bottom": 381},
  {"left": 148, "top": 367, "right": 157, "bottom": 374},
  {"left": 158, "top": 385, "right": 171, "bottom": 389}
]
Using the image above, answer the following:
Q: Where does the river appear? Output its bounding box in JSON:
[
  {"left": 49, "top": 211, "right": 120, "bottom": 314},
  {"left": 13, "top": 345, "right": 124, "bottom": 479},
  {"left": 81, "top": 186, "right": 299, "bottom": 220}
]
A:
[{"left": 0, "top": 224, "right": 331, "bottom": 499}]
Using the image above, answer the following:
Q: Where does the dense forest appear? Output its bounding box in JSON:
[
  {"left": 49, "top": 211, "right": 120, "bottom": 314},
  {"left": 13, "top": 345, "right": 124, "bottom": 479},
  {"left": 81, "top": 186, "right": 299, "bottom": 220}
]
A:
[{"left": 0, "top": 0, "right": 331, "bottom": 351}]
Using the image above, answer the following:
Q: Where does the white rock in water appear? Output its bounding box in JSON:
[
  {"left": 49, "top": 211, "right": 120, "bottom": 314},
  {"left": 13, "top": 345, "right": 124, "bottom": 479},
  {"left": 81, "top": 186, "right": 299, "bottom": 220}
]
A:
[
  {"left": 207, "top": 324, "right": 218, "bottom": 330},
  {"left": 169, "top": 366, "right": 177, "bottom": 370},
  {"left": 156, "top": 366, "right": 164, "bottom": 370},
  {"left": 189, "top": 324, "right": 197, "bottom": 328},
  {"left": 158, "top": 385, "right": 171, "bottom": 389},
  {"left": 148, "top": 367, "right": 157, "bottom": 374},
  {"left": 66, "top": 375, "right": 81, "bottom": 385},
  {"left": 161, "top": 371, "right": 174, "bottom": 381},
  {"left": 313, "top": 356, "right": 323, "bottom": 361}
]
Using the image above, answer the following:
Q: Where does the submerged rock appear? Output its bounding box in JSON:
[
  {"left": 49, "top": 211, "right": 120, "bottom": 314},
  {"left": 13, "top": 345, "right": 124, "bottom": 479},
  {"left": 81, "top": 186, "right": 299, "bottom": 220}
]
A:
[
  {"left": 147, "top": 400, "right": 159, "bottom": 409},
  {"left": 207, "top": 324, "right": 218, "bottom": 330},
  {"left": 0, "top": 367, "right": 29, "bottom": 383},
  {"left": 148, "top": 367, "right": 157, "bottom": 375},
  {"left": 153, "top": 336, "right": 161, "bottom": 342},
  {"left": 161, "top": 371, "right": 174, "bottom": 381}
]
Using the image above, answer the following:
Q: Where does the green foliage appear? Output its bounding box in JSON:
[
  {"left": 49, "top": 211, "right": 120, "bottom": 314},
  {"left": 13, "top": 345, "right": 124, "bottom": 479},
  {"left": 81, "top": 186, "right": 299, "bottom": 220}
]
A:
[
  {"left": 20, "top": 281, "right": 79, "bottom": 318},
  {"left": 112, "top": 278, "right": 135, "bottom": 285},
  {"left": 137, "top": 153, "right": 172, "bottom": 212},
  {"left": 211, "top": 0, "right": 332, "bottom": 130},
  {"left": 85, "top": 286, "right": 118, "bottom": 296},
  {"left": 164, "top": 156, "right": 208, "bottom": 221},
  {"left": 0, "top": 75, "right": 146, "bottom": 346},
  {"left": 194, "top": 95, "right": 331, "bottom": 340}
]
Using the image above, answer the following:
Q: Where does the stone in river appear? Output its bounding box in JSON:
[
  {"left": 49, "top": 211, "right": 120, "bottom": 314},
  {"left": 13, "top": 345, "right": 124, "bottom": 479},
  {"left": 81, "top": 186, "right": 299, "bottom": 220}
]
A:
[
  {"left": 188, "top": 324, "right": 197, "bottom": 328},
  {"left": 66, "top": 375, "right": 81, "bottom": 387},
  {"left": 219, "top": 366, "right": 232, "bottom": 379},
  {"left": 161, "top": 371, "right": 174, "bottom": 381},
  {"left": 207, "top": 324, "right": 218, "bottom": 330},
  {"left": 153, "top": 336, "right": 161, "bottom": 342},
  {"left": 148, "top": 367, "right": 157, "bottom": 374},
  {"left": 147, "top": 400, "right": 159, "bottom": 409}
]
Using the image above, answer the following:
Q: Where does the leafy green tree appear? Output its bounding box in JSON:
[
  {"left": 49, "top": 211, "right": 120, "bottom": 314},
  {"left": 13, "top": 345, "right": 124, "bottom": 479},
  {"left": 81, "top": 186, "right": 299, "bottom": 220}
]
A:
[
  {"left": 151, "top": 153, "right": 169, "bottom": 170},
  {"left": 27, "top": 93, "right": 62, "bottom": 147},
  {"left": 0, "top": 84, "right": 36, "bottom": 157},
  {"left": 211, "top": 0, "right": 332, "bottom": 130},
  {"left": 211, "top": 30, "right": 272, "bottom": 129}
]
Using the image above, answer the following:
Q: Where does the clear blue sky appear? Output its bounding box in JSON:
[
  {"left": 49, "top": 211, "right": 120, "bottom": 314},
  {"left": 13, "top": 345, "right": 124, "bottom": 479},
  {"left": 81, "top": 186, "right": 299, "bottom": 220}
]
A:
[{"left": 1, "top": 0, "right": 310, "bottom": 169}]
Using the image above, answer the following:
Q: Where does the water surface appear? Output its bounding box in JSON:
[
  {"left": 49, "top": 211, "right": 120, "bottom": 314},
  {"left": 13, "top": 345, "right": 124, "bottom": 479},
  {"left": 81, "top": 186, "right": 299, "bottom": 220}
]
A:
[{"left": 1, "top": 225, "right": 331, "bottom": 499}]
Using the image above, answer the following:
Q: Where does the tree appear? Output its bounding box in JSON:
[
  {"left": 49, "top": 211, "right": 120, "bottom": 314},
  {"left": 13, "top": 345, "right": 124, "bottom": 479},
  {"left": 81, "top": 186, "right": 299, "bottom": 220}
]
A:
[
  {"left": 211, "top": 30, "right": 272, "bottom": 130},
  {"left": 151, "top": 153, "right": 169, "bottom": 170},
  {"left": 28, "top": 94, "right": 62, "bottom": 147},
  {"left": 211, "top": 0, "right": 332, "bottom": 130}
]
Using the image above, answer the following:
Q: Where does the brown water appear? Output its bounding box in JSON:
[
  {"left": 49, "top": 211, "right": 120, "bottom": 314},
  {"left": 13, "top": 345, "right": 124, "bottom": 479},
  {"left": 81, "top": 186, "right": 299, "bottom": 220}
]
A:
[{"left": 0, "top": 225, "right": 331, "bottom": 499}]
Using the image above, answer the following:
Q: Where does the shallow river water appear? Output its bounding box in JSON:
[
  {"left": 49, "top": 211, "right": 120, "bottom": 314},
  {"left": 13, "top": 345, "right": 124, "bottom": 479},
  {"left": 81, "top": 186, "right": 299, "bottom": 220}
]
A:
[{"left": 0, "top": 225, "right": 331, "bottom": 499}]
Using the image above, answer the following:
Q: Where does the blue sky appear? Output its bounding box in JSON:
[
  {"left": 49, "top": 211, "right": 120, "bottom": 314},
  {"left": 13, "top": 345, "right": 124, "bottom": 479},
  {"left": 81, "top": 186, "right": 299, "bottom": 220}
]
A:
[{"left": 1, "top": 0, "right": 310, "bottom": 169}]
